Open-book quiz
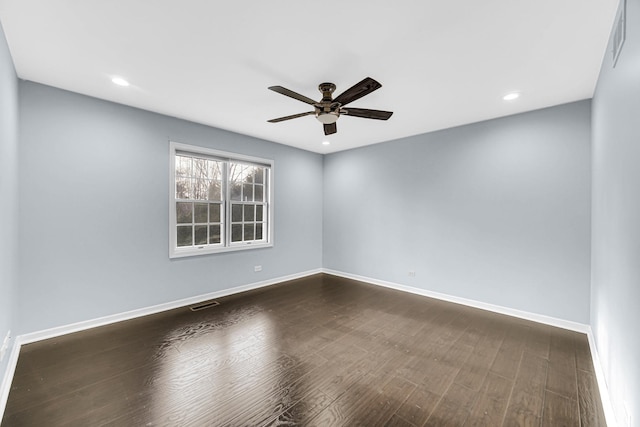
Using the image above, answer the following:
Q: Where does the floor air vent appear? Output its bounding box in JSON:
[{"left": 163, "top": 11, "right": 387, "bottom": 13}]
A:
[{"left": 189, "top": 300, "right": 220, "bottom": 311}]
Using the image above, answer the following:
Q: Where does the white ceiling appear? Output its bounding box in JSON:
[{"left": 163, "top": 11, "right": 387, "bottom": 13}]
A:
[{"left": 0, "top": 0, "right": 619, "bottom": 153}]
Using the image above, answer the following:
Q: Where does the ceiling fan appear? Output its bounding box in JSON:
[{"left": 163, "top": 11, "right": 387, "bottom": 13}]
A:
[{"left": 267, "top": 77, "right": 393, "bottom": 135}]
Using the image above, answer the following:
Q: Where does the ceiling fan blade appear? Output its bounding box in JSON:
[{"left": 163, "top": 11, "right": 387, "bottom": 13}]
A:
[
  {"left": 341, "top": 108, "right": 393, "bottom": 120},
  {"left": 333, "top": 77, "right": 382, "bottom": 106},
  {"left": 267, "top": 111, "right": 315, "bottom": 123},
  {"left": 324, "top": 123, "right": 337, "bottom": 135},
  {"left": 268, "top": 86, "right": 317, "bottom": 105}
]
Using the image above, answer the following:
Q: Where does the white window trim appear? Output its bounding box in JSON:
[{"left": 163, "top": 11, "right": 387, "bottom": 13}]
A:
[{"left": 169, "top": 141, "right": 274, "bottom": 258}]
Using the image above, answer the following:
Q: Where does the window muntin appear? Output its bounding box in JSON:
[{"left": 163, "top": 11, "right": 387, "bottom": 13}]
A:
[
  {"left": 170, "top": 142, "right": 272, "bottom": 258},
  {"left": 175, "top": 155, "right": 224, "bottom": 248},
  {"left": 229, "top": 162, "right": 267, "bottom": 244}
]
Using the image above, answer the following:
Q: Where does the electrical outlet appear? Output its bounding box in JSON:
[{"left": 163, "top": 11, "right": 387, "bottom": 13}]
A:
[
  {"left": 408, "top": 271, "right": 416, "bottom": 277},
  {"left": 0, "top": 330, "right": 10, "bottom": 362},
  {"left": 254, "top": 265, "right": 262, "bottom": 272}
]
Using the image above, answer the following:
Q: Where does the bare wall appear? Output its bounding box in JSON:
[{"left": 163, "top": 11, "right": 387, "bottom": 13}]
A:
[
  {"left": 324, "top": 101, "right": 592, "bottom": 323},
  {"left": 591, "top": 0, "right": 640, "bottom": 423},
  {"left": 17, "top": 81, "right": 324, "bottom": 335},
  {"left": 0, "top": 21, "right": 18, "bottom": 386}
]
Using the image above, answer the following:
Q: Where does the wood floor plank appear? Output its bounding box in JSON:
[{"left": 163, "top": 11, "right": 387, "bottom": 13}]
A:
[
  {"left": 262, "top": 388, "right": 334, "bottom": 427},
  {"left": 385, "top": 413, "right": 419, "bottom": 427},
  {"left": 1, "top": 273, "right": 606, "bottom": 426},
  {"left": 454, "top": 328, "right": 504, "bottom": 392},
  {"left": 394, "top": 387, "right": 441, "bottom": 426},
  {"left": 502, "top": 352, "right": 549, "bottom": 426},
  {"left": 397, "top": 356, "right": 459, "bottom": 396},
  {"left": 205, "top": 353, "right": 329, "bottom": 426},
  {"left": 574, "top": 334, "right": 595, "bottom": 374},
  {"left": 524, "top": 325, "right": 551, "bottom": 360},
  {"left": 307, "top": 373, "right": 384, "bottom": 426},
  {"left": 546, "top": 330, "right": 579, "bottom": 400},
  {"left": 542, "top": 391, "right": 579, "bottom": 427},
  {"left": 353, "top": 376, "right": 416, "bottom": 426},
  {"left": 465, "top": 372, "right": 513, "bottom": 426},
  {"left": 490, "top": 323, "right": 529, "bottom": 380},
  {"left": 577, "top": 369, "right": 607, "bottom": 427},
  {"left": 424, "top": 382, "right": 477, "bottom": 427}
]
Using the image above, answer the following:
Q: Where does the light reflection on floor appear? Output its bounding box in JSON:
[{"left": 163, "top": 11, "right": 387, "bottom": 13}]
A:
[{"left": 152, "top": 308, "right": 280, "bottom": 424}]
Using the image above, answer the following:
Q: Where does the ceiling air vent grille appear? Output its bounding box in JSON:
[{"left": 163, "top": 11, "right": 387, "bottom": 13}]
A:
[{"left": 612, "top": 0, "right": 626, "bottom": 67}]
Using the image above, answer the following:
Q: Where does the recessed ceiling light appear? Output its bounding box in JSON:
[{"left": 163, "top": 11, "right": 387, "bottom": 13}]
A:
[
  {"left": 503, "top": 92, "right": 520, "bottom": 101},
  {"left": 322, "top": 141, "right": 330, "bottom": 146},
  {"left": 112, "top": 77, "right": 130, "bottom": 87}
]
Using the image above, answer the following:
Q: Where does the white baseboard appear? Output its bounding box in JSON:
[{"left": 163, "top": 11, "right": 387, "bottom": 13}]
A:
[
  {"left": 0, "top": 268, "right": 321, "bottom": 420},
  {"left": 0, "top": 337, "right": 22, "bottom": 421},
  {"left": 586, "top": 327, "right": 619, "bottom": 427},
  {"left": 323, "top": 269, "right": 590, "bottom": 333},
  {"left": 19, "top": 269, "right": 322, "bottom": 345}
]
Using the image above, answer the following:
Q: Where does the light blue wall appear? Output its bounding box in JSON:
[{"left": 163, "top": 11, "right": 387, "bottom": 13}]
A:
[
  {"left": 324, "top": 101, "right": 592, "bottom": 323},
  {"left": 6, "top": 14, "right": 632, "bottom": 422},
  {"left": 592, "top": 0, "right": 640, "bottom": 424},
  {"left": 0, "top": 22, "right": 18, "bottom": 387},
  {"left": 17, "top": 82, "right": 323, "bottom": 334}
]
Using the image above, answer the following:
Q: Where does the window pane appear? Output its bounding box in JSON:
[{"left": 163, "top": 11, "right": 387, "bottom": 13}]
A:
[
  {"left": 243, "top": 183, "right": 253, "bottom": 201},
  {"left": 193, "top": 159, "right": 209, "bottom": 179},
  {"left": 176, "top": 156, "right": 192, "bottom": 178},
  {"left": 255, "top": 205, "right": 263, "bottom": 221},
  {"left": 176, "top": 202, "right": 193, "bottom": 224},
  {"left": 208, "top": 180, "right": 222, "bottom": 201},
  {"left": 232, "top": 163, "right": 250, "bottom": 183},
  {"left": 210, "top": 203, "right": 221, "bottom": 223},
  {"left": 229, "top": 163, "right": 243, "bottom": 182},
  {"left": 207, "top": 160, "right": 221, "bottom": 180},
  {"left": 176, "top": 177, "right": 191, "bottom": 199},
  {"left": 255, "top": 184, "right": 264, "bottom": 202},
  {"left": 231, "top": 224, "right": 243, "bottom": 242},
  {"left": 209, "top": 225, "right": 221, "bottom": 244},
  {"left": 194, "top": 225, "right": 208, "bottom": 245},
  {"left": 230, "top": 182, "right": 242, "bottom": 201},
  {"left": 256, "top": 223, "right": 263, "bottom": 240},
  {"left": 194, "top": 203, "right": 208, "bottom": 223},
  {"left": 244, "top": 224, "right": 255, "bottom": 241},
  {"left": 177, "top": 226, "right": 192, "bottom": 246},
  {"left": 243, "top": 165, "right": 251, "bottom": 181},
  {"left": 254, "top": 167, "right": 264, "bottom": 184},
  {"left": 193, "top": 178, "right": 208, "bottom": 200},
  {"left": 244, "top": 204, "right": 254, "bottom": 222},
  {"left": 232, "top": 204, "right": 242, "bottom": 222},
  {"left": 231, "top": 162, "right": 259, "bottom": 201}
]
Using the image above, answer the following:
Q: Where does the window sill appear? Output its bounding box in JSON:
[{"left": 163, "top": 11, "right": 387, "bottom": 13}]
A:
[{"left": 169, "top": 242, "right": 273, "bottom": 259}]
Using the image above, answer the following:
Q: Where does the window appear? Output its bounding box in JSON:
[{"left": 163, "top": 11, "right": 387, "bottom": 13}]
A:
[{"left": 169, "top": 141, "right": 272, "bottom": 258}]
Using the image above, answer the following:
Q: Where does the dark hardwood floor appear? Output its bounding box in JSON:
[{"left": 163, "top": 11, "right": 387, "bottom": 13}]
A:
[{"left": 2, "top": 274, "right": 606, "bottom": 426}]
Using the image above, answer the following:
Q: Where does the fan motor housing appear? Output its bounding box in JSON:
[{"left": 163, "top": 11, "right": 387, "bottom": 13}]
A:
[
  {"left": 319, "top": 83, "right": 336, "bottom": 102},
  {"left": 318, "top": 82, "right": 336, "bottom": 93}
]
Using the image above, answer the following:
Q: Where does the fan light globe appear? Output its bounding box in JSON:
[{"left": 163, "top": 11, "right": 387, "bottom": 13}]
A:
[{"left": 316, "top": 112, "right": 339, "bottom": 124}]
